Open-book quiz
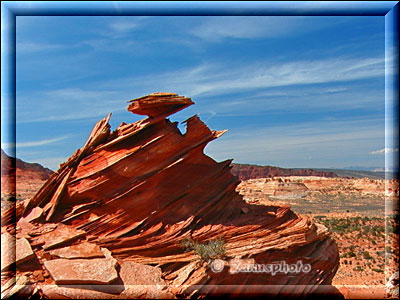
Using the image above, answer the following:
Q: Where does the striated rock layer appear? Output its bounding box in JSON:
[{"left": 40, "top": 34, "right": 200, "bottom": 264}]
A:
[{"left": 4, "top": 93, "right": 340, "bottom": 298}]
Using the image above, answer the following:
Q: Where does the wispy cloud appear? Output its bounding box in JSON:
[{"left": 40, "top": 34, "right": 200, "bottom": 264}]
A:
[
  {"left": 103, "top": 55, "right": 384, "bottom": 98},
  {"left": 370, "top": 148, "right": 399, "bottom": 155},
  {"left": 97, "top": 17, "right": 146, "bottom": 39},
  {"left": 16, "top": 88, "right": 126, "bottom": 123},
  {"left": 16, "top": 42, "right": 64, "bottom": 53},
  {"left": 205, "top": 118, "right": 384, "bottom": 168},
  {"left": 109, "top": 21, "right": 139, "bottom": 33},
  {"left": 14, "top": 53, "right": 384, "bottom": 126},
  {"left": 1, "top": 135, "right": 70, "bottom": 149},
  {"left": 191, "top": 16, "right": 307, "bottom": 41},
  {"left": 190, "top": 16, "right": 345, "bottom": 41}
]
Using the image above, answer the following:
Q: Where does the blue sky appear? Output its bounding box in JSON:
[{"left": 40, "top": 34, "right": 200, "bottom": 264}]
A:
[{"left": 3, "top": 15, "right": 393, "bottom": 170}]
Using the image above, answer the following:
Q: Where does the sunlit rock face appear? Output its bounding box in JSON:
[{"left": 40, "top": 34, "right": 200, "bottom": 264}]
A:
[{"left": 3, "top": 93, "right": 341, "bottom": 299}]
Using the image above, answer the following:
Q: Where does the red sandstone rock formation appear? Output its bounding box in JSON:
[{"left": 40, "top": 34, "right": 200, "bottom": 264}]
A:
[
  {"left": 231, "top": 163, "right": 337, "bottom": 181},
  {"left": 2, "top": 93, "right": 341, "bottom": 299}
]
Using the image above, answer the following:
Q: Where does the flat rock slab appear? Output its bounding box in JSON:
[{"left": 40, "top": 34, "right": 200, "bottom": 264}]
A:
[
  {"left": 38, "top": 224, "right": 86, "bottom": 250},
  {"left": 23, "top": 207, "right": 43, "bottom": 223},
  {"left": 117, "top": 261, "right": 173, "bottom": 299},
  {"left": 40, "top": 261, "right": 174, "bottom": 299},
  {"left": 49, "top": 242, "right": 104, "bottom": 259},
  {"left": 16, "top": 238, "right": 35, "bottom": 265},
  {"left": 1, "top": 232, "right": 15, "bottom": 271},
  {"left": 44, "top": 258, "right": 118, "bottom": 285},
  {"left": 1, "top": 275, "right": 34, "bottom": 299},
  {"left": 119, "top": 261, "right": 165, "bottom": 286},
  {"left": 27, "top": 223, "right": 58, "bottom": 239}
]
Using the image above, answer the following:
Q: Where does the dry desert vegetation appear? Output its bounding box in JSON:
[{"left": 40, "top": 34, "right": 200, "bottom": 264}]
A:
[{"left": 237, "top": 176, "right": 399, "bottom": 298}]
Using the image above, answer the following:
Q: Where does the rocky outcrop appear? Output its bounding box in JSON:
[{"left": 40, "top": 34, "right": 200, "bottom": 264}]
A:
[
  {"left": 238, "top": 176, "right": 399, "bottom": 204},
  {"left": 231, "top": 163, "right": 337, "bottom": 181},
  {"left": 1, "top": 149, "right": 54, "bottom": 204},
  {"left": 1, "top": 149, "right": 53, "bottom": 178},
  {"left": 386, "top": 272, "right": 399, "bottom": 299},
  {"left": 2, "top": 93, "right": 341, "bottom": 298}
]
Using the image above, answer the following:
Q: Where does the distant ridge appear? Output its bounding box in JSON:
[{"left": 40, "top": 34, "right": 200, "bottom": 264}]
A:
[
  {"left": 314, "top": 168, "right": 395, "bottom": 180},
  {"left": 230, "top": 163, "right": 396, "bottom": 180},
  {"left": 1, "top": 149, "right": 54, "bottom": 179},
  {"left": 1, "top": 149, "right": 54, "bottom": 201},
  {"left": 230, "top": 163, "right": 337, "bottom": 181}
]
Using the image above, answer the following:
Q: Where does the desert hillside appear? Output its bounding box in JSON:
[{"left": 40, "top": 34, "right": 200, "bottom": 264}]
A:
[
  {"left": 237, "top": 176, "right": 399, "bottom": 298},
  {"left": 1, "top": 149, "right": 53, "bottom": 207}
]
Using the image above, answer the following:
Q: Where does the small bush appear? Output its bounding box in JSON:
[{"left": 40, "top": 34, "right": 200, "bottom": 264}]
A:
[
  {"left": 349, "top": 245, "right": 356, "bottom": 251},
  {"left": 361, "top": 251, "right": 373, "bottom": 260},
  {"left": 372, "top": 268, "right": 384, "bottom": 273},
  {"left": 181, "top": 237, "right": 225, "bottom": 261},
  {"left": 343, "top": 251, "right": 356, "bottom": 258}
]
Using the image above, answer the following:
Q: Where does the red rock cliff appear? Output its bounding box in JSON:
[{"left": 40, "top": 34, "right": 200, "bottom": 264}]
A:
[
  {"left": 1, "top": 149, "right": 54, "bottom": 202},
  {"left": 3, "top": 93, "right": 341, "bottom": 299}
]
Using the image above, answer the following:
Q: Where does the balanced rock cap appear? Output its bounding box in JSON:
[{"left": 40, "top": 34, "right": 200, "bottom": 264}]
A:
[{"left": 127, "top": 92, "right": 194, "bottom": 118}]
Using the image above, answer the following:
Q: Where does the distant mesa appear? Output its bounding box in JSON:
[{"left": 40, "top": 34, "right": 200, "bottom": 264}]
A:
[{"left": 231, "top": 163, "right": 337, "bottom": 181}]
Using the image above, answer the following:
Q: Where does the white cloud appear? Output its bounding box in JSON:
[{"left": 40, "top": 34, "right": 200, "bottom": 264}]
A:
[
  {"left": 104, "top": 55, "right": 384, "bottom": 98},
  {"left": 14, "top": 54, "right": 384, "bottom": 126},
  {"left": 16, "top": 88, "right": 126, "bottom": 123},
  {"left": 370, "top": 148, "right": 399, "bottom": 155},
  {"left": 16, "top": 42, "right": 64, "bottom": 53},
  {"left": 190, "top": 16, "right": 345, "bottom": 42},
  {"left": 101, "top": 18, "right": 148, "bottom": 39},
  {"left": 205, "top": 118, "right": 384, "bottom": 168},
  {"left": 1, "top": 135, "right": 70, "bottom": 149},
  {"left": 109, "top": 21, "right": 138, "bottom": 33},
  {"left": 191, "top": 16, "right": 309, "bottom": 41}
]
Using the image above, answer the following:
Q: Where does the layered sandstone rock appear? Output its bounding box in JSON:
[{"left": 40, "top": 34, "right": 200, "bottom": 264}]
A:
[{"left": 2, "top": 93, "right": 341, "bottom": 298}]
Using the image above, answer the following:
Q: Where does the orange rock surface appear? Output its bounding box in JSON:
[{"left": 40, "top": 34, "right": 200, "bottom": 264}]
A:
[{"left": 3, "top": 93, "right": 341, "bottom": 298}]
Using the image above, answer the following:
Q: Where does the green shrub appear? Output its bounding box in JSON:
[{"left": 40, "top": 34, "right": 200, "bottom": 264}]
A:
[
  {"left": 372, "top": 268, "right": 384, "bottom": 273},
  {"left": 361, "top": 251, "right": 373, "bottom": 260},
  {"left": 181, "top": 237, "right": 225, "bottom": 261},
  {"left": 349, "top": 245, "right": 356, "bottom": 251},
  {"left": 343, "top": 251, "right": 356, "bottom": 258}
]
